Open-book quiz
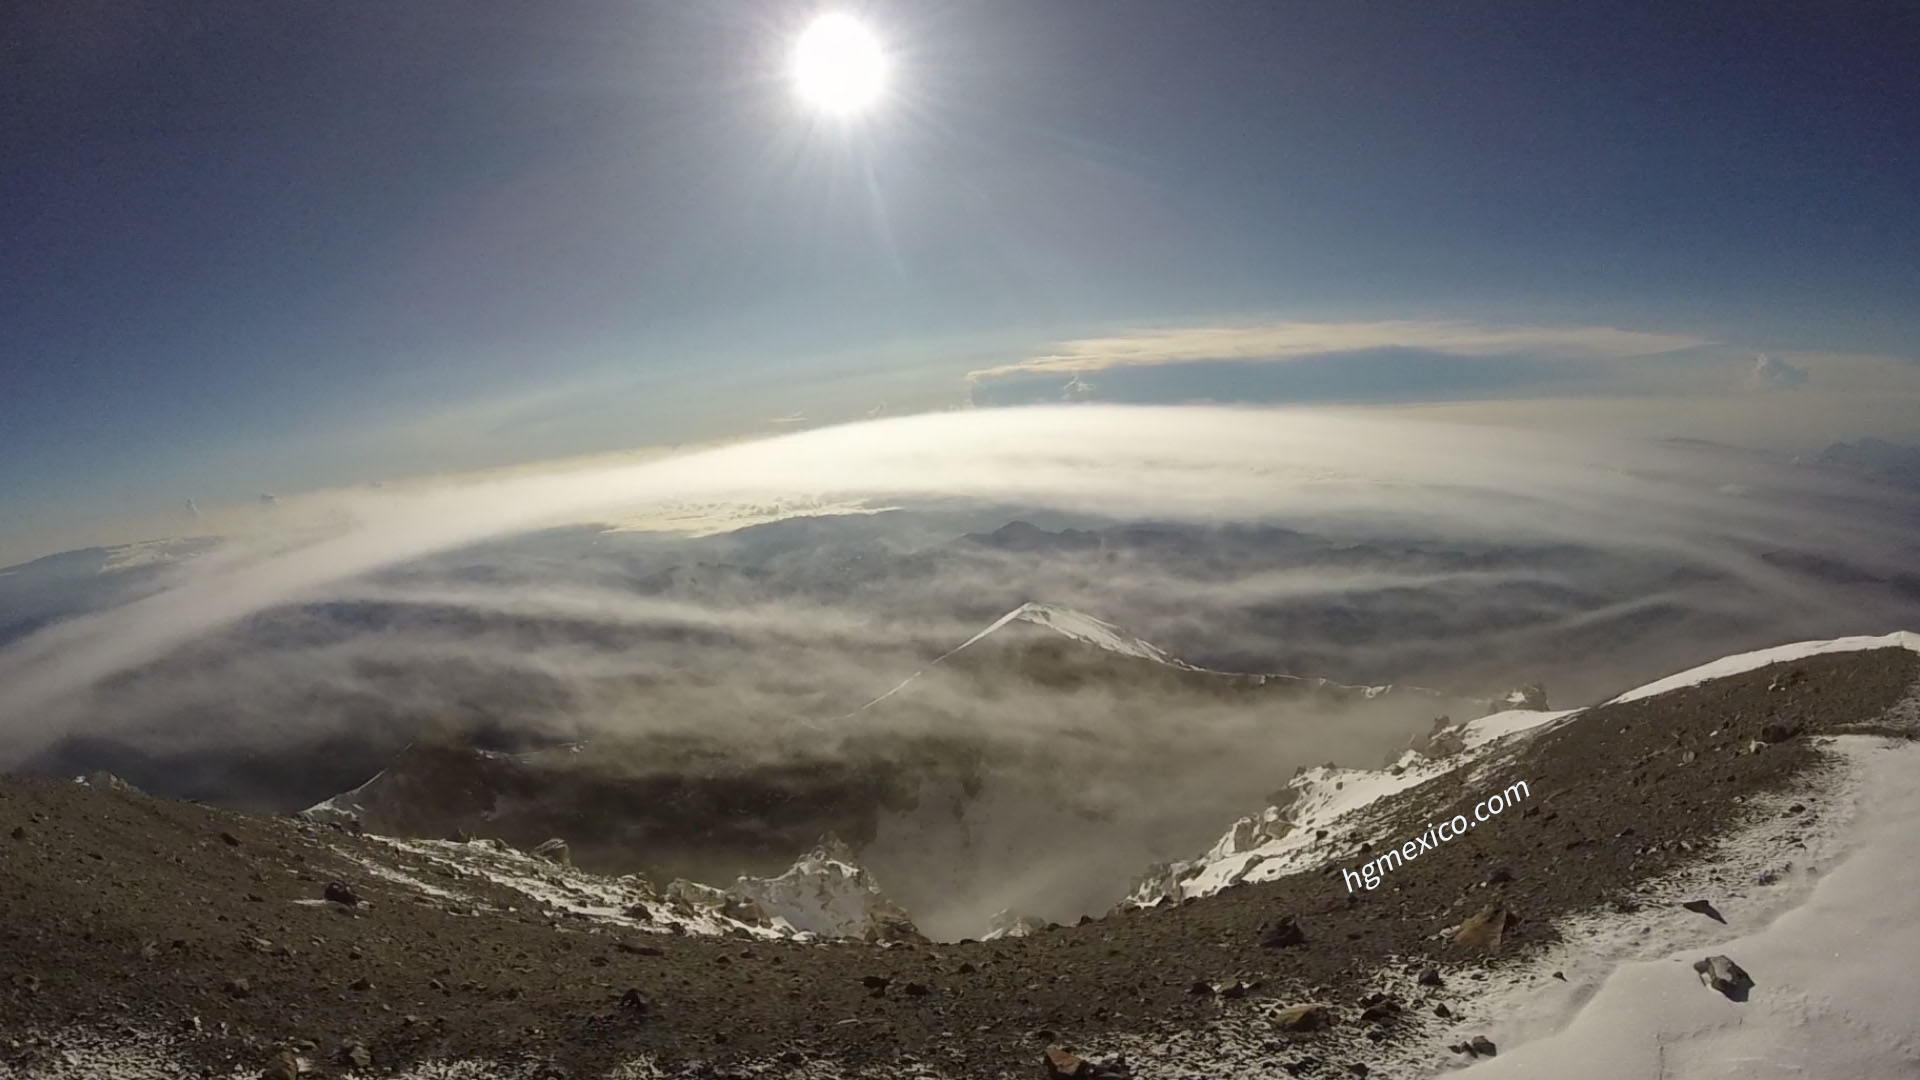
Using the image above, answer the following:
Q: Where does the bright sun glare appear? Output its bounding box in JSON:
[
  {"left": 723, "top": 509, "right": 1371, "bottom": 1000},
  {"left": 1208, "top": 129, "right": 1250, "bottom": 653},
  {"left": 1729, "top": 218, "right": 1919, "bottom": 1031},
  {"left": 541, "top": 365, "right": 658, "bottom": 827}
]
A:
[{"left": 791, "top": 13, "right": 887, "bottom": 116}]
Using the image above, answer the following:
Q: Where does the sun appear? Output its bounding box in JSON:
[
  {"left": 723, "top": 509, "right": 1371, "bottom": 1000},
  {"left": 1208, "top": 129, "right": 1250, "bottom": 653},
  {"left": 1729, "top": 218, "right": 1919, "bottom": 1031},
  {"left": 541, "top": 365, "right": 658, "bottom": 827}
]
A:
[{"left": 790, "top": 13, "right": 888, "bottom": 116}]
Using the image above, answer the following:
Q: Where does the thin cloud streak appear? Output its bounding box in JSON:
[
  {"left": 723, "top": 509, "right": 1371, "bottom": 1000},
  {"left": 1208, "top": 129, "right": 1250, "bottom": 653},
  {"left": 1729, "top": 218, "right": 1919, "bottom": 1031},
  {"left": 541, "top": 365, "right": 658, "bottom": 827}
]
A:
[{"left": 968, "top": 320, "right": 1712, "bottom": 380}]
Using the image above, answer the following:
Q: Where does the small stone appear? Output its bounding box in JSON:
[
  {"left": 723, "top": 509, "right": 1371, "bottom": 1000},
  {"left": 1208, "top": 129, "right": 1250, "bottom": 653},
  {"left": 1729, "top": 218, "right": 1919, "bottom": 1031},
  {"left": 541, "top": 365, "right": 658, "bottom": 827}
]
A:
[
  {"left": 1469, "top": 1035, "right": 1497, "bottom": 1057},
  {"left": 1188, "top": 979, "right": 1215, "bottom": 996},
  {"left": 1359, "top": 1001, "right": 1399, "bottom": 1023},
  {"left": 349, "top": 976, "right": 372, "bottom": 992},
  {"left": 615, "top": 941, "right": 662, "bottom": 956},
  {"left": 323, "top": 882, "right": 359, "bottom": 906},
  {"left": 1451, "top": 905, "right": 1516, "bottom": 951},
  {"left": 1433, "top": 1003, "right": 1452, "bottom": 1018},
  {"left": 224, "top": 977, "right": 251, "bottom": 999},
  {"left": 1272, "top": 1003, "right": 1331, "bottom": 1031},
  {"left": 8, "top": 826, "right": 24, "bottom": 841},
  {"left": 1043, "top": 1047, "right": 1091, "bottom": 1079},
  {"left": 903, "top": 981, "right": 931, "bottom": 997},
  {"left": 260, "top": 1051, "right": 299, "bottom": 1080},
  {"left": 338, "top": 1041, "right": 372, "bottom": 1069},
  {"left": 220, "top": 831, "right": 242, "bottom": 847},
  {"left": 1417, "top": 966, "right": 1443, "bottom": 987},
  {"left": 1680, "top": 899, "right": 1726, "bottom": 923},
  {"left": 619, "top": 987, "right": 654, "bottom": 1015},
  {"left": 532, "top": 838, "right": 571, "bottom": 865}
]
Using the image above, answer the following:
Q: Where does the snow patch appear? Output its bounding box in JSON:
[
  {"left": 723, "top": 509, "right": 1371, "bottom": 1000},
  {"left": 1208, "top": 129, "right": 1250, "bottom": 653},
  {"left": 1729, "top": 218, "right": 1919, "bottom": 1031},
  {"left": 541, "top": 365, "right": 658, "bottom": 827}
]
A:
[{"left": 1460, "top": 735, "right": 1920, "bottom": 1080}]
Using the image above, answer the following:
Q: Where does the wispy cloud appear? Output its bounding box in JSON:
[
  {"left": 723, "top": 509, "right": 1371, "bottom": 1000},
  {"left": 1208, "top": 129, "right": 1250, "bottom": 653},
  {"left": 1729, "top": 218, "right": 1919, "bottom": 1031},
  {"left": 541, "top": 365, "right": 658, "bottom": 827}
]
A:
[{"left": 969, "top": 320, "right": 1712, "bottom": 381}]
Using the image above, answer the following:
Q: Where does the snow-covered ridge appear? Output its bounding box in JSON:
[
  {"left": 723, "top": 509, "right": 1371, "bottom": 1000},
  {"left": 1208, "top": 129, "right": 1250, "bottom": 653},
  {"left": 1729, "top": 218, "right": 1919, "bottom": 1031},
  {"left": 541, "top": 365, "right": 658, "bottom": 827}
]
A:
[
  {"left": 301, "top": 768, "right": 386, "bottom": 825},
  {"left": 1606, "top": 630, "right": 1920, "bottom": 704},
  {"left": 1125, "top": 705, "right": 1577, "bottom": 906},
  {"left": 324, "top": 830, "right": 921, "bottom": 945},
  {"left": 1128, "top": 631, "right": 1919, "bottom": 909}
]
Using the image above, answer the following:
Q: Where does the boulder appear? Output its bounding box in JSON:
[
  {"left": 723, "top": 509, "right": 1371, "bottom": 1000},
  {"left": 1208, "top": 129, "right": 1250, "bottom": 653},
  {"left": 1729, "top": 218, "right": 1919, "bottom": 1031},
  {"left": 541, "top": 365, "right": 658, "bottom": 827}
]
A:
[
  {"left": 1693, "top": 955, "right": 1754, "bottom": 1000},
  {"left": 1261, "top": 916, "right": 1307, "bottom": 948}
]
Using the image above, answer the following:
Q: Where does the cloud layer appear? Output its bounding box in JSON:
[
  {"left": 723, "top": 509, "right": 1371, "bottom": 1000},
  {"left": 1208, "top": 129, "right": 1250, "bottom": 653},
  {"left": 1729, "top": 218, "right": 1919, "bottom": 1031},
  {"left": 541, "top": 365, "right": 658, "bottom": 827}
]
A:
[{"left": 3, "top": 404, "right": 1916, "bottom": 767}]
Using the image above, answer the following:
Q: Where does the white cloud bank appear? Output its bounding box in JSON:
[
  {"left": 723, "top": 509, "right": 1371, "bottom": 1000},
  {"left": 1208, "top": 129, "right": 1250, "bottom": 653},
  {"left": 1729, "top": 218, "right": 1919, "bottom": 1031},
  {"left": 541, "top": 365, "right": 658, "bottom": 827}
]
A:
[{"left": 0, "top": 404, "right": 1915, "bottom": 765}]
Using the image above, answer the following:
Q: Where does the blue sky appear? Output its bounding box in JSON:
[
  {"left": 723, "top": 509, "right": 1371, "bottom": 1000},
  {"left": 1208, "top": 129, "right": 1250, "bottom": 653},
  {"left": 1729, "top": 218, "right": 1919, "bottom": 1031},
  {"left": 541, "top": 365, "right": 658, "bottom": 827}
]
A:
[{"left": 3, "top": 0, "right": 1917, "bottom": 548}]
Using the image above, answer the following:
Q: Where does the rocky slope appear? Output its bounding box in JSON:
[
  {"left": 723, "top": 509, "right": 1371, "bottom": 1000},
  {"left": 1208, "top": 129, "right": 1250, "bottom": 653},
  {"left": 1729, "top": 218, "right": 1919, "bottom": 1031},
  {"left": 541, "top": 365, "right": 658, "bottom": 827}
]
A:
[
  {"left": 3, "top": 636, "right": 1917, "bottom": 1078},
  {"left": 292, "top": 603, "right": 1509, "bottom": 937}
]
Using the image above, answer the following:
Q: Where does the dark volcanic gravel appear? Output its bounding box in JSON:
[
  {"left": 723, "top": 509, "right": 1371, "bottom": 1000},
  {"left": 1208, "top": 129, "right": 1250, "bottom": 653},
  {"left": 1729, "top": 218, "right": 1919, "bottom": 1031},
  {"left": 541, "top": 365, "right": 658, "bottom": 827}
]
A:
[{"left": 2, "top": 648, "right": 1915, "bottom": 1078}]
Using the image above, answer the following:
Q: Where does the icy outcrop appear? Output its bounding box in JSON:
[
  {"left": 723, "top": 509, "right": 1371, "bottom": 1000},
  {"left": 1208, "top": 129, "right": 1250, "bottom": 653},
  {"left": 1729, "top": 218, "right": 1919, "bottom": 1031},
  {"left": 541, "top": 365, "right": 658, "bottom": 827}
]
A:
[
  {"left": 730, "top": 834, "right": 924, "bottom": 943},
  {"left": 981, "top": 908, "right": 1049, "bottom": 940},
  {"left": 1488, "top": 682, "right": 1550, "bottom": 713}
]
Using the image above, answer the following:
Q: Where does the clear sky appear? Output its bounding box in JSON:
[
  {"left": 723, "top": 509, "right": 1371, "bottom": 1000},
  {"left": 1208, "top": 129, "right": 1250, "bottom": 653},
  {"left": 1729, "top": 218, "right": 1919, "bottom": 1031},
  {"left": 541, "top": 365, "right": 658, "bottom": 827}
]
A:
[{"left": 3, "top": 1, "right": 1917, "bottom": 550}]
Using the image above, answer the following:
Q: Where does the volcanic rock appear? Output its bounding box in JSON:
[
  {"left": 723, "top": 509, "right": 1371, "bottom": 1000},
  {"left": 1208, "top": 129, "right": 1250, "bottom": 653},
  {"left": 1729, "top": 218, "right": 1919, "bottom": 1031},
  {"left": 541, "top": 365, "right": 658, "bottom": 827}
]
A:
[
  {"left": 1451, "top": 904, "right": 1516, "bottom": 951},
  {"left": 1043, "top": 1047, "right": 1090, "bottom": 1079},
  {"left": 1693, "top": 954, "right": 1754, "bottom": 1000},
  {"left": 1261, "top": 916, "right": 1307, "bottom": 948},
  {"left": 1272, "top": 1003, "right": 1331, "bottom": 1031}
]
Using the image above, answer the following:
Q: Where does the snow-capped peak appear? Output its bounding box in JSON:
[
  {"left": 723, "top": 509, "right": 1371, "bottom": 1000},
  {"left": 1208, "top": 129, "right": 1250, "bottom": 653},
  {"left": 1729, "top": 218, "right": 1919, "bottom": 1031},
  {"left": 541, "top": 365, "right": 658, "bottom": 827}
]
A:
[
  {"left": 842, "top": 601, "right": 1189, "bottom": 716},
  {"left": 954, "top": 601, "right": 1185, "bottom": 666}
]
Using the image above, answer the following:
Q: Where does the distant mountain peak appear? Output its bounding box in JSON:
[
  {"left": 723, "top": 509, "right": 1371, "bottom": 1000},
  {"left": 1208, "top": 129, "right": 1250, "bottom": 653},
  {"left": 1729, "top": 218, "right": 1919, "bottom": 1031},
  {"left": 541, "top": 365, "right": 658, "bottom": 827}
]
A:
[{"left": 957, "top": 601, "right": 1185, "bottom": 667}]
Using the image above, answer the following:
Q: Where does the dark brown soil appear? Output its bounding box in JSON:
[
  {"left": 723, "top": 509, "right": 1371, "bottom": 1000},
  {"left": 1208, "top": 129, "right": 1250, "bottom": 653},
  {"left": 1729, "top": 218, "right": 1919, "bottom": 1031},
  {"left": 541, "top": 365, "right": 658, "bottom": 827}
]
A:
[{"left": 3, "top": 648, "right": 1915, "bottom": 1079}]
